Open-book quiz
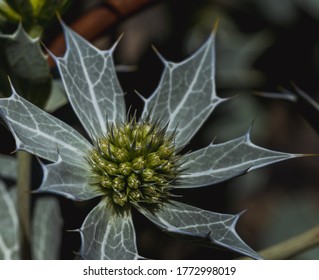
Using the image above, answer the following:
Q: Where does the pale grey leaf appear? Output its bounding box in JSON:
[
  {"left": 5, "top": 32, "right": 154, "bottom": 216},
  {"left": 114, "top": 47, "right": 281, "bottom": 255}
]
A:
[
  {"left": 0, "top": 89, "right": 92, "bottom": 165},
  {"left": 32, "top": 196, "right": 63, "bottom": 260},
  {"left": 179, "top": 132, "right": 302, "bottom": 188},
  {"left": 0, "top": 154, "right": 16, "bottom": 180},
  {"left": 137, "top": 200, "right": 261, "bottom": 259},
  {"left": 0, "top": 180, "right": 19, "bottom": 259},
  {"left": 52, "top": 22, "right": 126, "bottom": 138},
  {"left": 80, "top": 199, "right": 140, "bottom": 260},
  {"left": 142, "top": 30, "right": 224, "bottom": 149},
  {"left": 44, "top": 79, "right": 68, "bottom": 113},
  {"left": 37, "top": 156, "right": 100, "bottom": 201}
]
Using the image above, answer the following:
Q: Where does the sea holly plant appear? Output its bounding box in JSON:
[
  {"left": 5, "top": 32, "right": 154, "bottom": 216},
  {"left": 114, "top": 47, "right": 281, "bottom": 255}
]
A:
[{"left": 0, "top": 22, "right": 305, "bottom": 260}]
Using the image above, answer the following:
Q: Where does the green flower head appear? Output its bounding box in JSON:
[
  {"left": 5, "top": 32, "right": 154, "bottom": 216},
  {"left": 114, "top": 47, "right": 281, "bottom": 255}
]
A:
[
  {"left": 0, "top": 22, "right": 302, "bottom": 259},
  {"left": 87, "top": 117, "right": 181, "bottom": 208}
]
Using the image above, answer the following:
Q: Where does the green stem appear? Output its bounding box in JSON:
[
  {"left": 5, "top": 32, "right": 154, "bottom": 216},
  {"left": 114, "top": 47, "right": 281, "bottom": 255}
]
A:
[
  {"left": 240, "top": 225, "right": 319, "bottom": 260},
  {"left": 17, "top": 151, "right": 31, "bottom": 259}
]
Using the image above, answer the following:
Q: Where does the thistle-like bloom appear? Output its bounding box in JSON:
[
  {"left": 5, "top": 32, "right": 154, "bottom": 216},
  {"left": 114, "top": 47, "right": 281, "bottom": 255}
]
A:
[{"left": 0, "top": 23, "right": 301, "bottom": 259}]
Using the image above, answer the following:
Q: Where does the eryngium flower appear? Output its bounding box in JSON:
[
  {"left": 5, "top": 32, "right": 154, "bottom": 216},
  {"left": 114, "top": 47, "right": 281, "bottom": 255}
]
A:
[
  {"left": 87, "top": 117, "right": 181, "bottom": 207},
  {"left": 0, "top": 22, "right": 302, "bottom": 259}
]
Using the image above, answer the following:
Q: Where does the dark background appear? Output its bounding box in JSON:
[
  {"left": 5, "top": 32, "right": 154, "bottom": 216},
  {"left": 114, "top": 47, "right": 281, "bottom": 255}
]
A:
[{"left": 2, "top": 0, "right": 319, "bottom": 259}]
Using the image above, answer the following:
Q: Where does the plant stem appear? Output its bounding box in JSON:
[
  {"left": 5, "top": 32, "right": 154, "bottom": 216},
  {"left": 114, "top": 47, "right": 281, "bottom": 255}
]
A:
[
  {"left": 241, "top": 225, "right": 319, "bottom": 260},
  {"left": 17, "top": 151, "right": 32, "bottom": 259}
]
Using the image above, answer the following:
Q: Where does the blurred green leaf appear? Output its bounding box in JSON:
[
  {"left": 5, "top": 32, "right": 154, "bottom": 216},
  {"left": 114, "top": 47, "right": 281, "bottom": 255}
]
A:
[
  {"left": 31, "top": 196, "right": 63, "bottom": 260},
  {"left": 0, "top": 154, "right": 16, "bottom": 180},
  {"left": 5, "top": 0, "right": 32, "bottom": 18},
  {"left": 0, "top": 24, "right": 51, "bottom": 108},
  {"left": 4, "top": 0, "right": 33, "bottom": 29},
  {"left": 31, "top": 0, "right": 67, "bottom": 27},
  {"left": 0, "top": 0, "right": 20, "bottom": 22},
  {"left": 216, "top": 29, "right": 271, "bottom": 88}
]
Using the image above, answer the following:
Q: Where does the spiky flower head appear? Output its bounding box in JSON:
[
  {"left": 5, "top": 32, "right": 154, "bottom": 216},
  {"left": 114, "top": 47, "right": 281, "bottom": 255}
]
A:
[{"left": 88, "top": 117, "right": 181, "bottom": 207}]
